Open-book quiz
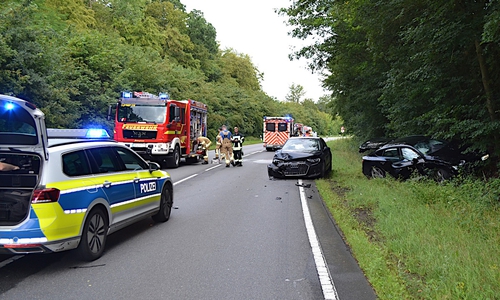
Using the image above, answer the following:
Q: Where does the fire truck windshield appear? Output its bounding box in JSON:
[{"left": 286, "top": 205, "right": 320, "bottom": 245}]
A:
[{"left": 118, "top": 104, "right": 167, "bottom": 124}]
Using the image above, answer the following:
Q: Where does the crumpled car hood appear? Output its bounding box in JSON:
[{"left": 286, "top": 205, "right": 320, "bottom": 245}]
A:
[{"left": 274, "top": 150, "right": 321, "bottom": 160}]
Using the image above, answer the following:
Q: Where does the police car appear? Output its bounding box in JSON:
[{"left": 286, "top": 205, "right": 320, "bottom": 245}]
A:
[{"left": 0, "top": 94, "right": 173, "bottom": 261}]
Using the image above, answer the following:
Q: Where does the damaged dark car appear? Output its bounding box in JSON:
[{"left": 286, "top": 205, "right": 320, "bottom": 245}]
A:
[
  {"left": 361, "top": 135, "right": 489, "bottom": 181},
  {"left": 268, "top": 137, "right": 332, "bottom": 179}
]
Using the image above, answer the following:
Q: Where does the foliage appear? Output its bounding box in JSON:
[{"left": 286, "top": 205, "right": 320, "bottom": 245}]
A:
[
  {"left": 318, "top": 138, "right": 500, "bottom": 299},
  {"left": 280, "top": 0, "right": 500, "bottom": 174},
  {"left": 0, "top": 0, "right": 336, "bottom": 141},
  {"left": 285, "top": 83, "right": 305, "bottom": 103}
]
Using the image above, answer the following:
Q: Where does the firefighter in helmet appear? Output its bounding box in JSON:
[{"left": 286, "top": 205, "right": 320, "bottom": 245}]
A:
[
  {"left": 219, "top": 125, "right": 234, "bottom": 167},
  {"left": 196, "top": 136, "right": 212, "bottom": 164},
  {"left": 231, "top": 127, "right": 244, "bottom": 166}
]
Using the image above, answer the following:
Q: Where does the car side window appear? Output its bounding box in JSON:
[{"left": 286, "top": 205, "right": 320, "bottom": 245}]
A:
[
  {"left": 62, "top": 150, "right": 91, "bottom": 177},
  {"left": 87, "top": 147, "right": 125, "bottom": 174},
  {"left": 319, "top": 139, "right": 327, "bottom": 150},
  {"left": 115, "top": 147, "right": 148, "bottom": 170},
  {"left": 383, "top": 148, "right": 400, "bottom": 158},
  {"left": 402, "top": 148, "right": 420, "bottom": 161}
]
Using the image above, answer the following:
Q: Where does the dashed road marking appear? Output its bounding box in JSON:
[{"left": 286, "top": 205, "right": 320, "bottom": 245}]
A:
[{"left": 173, "top": 174, "right": 198, "bottom": 186}]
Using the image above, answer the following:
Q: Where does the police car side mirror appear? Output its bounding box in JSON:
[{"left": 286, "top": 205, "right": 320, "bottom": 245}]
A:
[{"left": 148, "top": 162, "right": 161, "bottom": 172}]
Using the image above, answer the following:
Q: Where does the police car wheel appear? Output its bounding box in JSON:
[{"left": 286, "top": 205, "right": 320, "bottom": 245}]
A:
[
  {"left": 152, "top": 185, "right": 173, "bottom": 223},
  {"left": 77, "top": 207, "right": 108, "bottom": 261}
]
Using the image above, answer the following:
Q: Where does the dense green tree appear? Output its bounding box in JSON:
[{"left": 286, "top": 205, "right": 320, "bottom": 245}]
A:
[
  {"left": 0, "top": 0, "right": 336, "bottom": 142},
  {"left": 285, "top": 83, "right": 305, "bottom": 103},
  {"left": 280, "top": 0, "right": 500, "bottom": 169},
  {"left": 219, "top": 49, "right": 262, "bottom": 91}
]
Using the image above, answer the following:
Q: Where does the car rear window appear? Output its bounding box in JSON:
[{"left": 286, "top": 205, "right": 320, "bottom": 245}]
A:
[
  {"left": 278, "top": 123, "right": 288, "bottom": 132},
  {"left": 0, "top": 104, "right": 37, "bottom": 145},
  {"left": 266, "top": 123, "right": 276, "bottom": 132}
]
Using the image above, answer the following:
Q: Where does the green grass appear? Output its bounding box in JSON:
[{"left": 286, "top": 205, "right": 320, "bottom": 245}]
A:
[{"left": 316, "top": 138, "right": 500, "bottom": 299}]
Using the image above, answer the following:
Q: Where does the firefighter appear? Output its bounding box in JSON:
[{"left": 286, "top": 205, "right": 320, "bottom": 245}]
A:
[
  {"left": 219, "top": 125, "right": 234, "bottom": 167},
  {"left": 232, "top": 127, "right": 244, "bottom": 166},
  {"left": 196, "top": 136, "right": 212, "bottom": 164},
  {"left": 213, "top": 127, "right": 223, "bottom": 163}
]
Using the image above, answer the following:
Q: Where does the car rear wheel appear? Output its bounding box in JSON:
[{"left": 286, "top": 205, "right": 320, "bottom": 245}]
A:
[
  {"left": 370, "top": 166, "right": 386, "bottom": 178},
  {"left": 152, "top": 184, "right": 173, "bottom": 223},
  {"left": 77, "top": 207, "right": 108, "bottom": 261}
]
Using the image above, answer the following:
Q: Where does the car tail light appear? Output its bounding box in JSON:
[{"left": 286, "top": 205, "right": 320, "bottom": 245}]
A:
[
  {"left": 32, "top": 188, "right": 60, "bottom": 203},
  {"left": 4, "top": 244, "right": 41, "bottom": 249}
]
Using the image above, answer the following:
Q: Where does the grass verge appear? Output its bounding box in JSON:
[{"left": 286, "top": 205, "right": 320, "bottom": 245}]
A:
[{"left": 316, "top": 138, "right": 500, "bottom": 299}]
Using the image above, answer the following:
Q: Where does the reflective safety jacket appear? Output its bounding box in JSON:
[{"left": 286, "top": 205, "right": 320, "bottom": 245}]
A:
[{"left": 232, "top": 132, "right": 244, "bottom": 150}]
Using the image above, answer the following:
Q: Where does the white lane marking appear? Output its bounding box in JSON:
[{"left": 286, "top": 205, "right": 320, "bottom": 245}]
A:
[
  {"left": 204, "top": 164, "right": 222, "bottom": 171},
  {"left": 0, "top": 255, "right": 24, "bottom": 269},
  {"left": 246, "top": 150, "right": 264, "bottom": 156},
  {"left": 253, "top": 159, "right": 272, "bottom": 164},
  {"left": 173, "top": 174, "right": 198, "bottom": 186},
  {"left": 298, "top": 179, "right": 339, "bottom": 300}
]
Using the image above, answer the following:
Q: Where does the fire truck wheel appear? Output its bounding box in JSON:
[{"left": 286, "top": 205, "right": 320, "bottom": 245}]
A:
[{"left": 167, "top": 145, "right": 181, "bottom": 168}]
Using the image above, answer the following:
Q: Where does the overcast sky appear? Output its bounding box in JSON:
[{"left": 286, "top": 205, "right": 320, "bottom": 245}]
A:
[{"left": 181, "top": 0, "right": 326, "bottom": 101}]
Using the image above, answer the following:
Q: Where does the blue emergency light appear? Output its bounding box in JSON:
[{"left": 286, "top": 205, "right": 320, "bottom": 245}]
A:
[
  {"left": 159, "top": 92, "right": 169, "bottom": 100},
  {"left": 4, "top": 102, "right": 15, "bottom": 110},
  {"left": 122, "top": 91, "right": 132, "bottom": 98},
  {"left": 86, "top": 128, "right": 110, "bottom": 138}
]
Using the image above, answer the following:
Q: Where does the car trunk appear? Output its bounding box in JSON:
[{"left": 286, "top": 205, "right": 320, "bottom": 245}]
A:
[{"left": 0, "top": 153, "right": 42, "bottom": 226}]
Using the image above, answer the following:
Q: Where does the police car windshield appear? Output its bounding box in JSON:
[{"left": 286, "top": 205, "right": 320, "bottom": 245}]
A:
[
  {"left": 0, "top": 103, "right": 37, "bottom": 145},
  {"left": 118, "top": 104, "right": 166, "bottom": 123}
]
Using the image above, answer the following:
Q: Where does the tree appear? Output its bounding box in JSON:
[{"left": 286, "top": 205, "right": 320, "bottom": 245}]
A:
[
  {"left": 280, "top": 0, "right": 500, "bottom": 167},
  {"left": 285, "top": 83, "right": 305, "bottom": 103}
]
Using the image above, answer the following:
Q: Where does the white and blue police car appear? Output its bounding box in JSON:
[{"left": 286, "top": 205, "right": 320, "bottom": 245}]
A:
[{"left": 0, "top": 94, "right": 173, "bottom": 261}]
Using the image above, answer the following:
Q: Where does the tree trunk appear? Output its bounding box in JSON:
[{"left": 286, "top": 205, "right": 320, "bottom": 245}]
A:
[{"left": 475, "top": 39, "right": 495, "bottom": 121}]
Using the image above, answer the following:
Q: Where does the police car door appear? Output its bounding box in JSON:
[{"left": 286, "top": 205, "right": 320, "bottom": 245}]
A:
[
  {"left": 113, "top": 146, "right": 160, "bottom": 217},
  {"left": 87, "top": 147, "right": 137, "bottom": 226}
]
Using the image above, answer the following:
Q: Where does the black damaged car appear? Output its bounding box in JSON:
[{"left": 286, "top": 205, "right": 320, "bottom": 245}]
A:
[
  {"left": 361, "top": 136, "right": 489, "bottom": 181},
  {"left": 268, "top": 137, "right": 332, "bottom": 179}
]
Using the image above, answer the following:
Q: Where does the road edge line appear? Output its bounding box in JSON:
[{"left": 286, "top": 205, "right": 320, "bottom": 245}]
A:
[{"left": 298, "top": 178, "right": 339, "bottom": 300}]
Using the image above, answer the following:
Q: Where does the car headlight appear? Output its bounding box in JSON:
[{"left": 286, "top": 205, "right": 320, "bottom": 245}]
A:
[
  {"left": 307, "top": 158, "right": 321, "bottom": 164},
  {"left": 272, "top": 158, "right": 283, "bottom": 165}
]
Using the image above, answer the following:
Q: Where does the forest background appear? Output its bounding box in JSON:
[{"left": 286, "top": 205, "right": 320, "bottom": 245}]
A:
[
  {"left": 279, "top": 0, "right": 500, "bottom": 173},
  {"left": 0, "top": 0, "right": 338, "bottom": 142}
]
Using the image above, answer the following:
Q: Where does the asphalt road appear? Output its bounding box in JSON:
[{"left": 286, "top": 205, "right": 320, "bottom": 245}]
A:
[{"left": 0, "top": 142, "right": 376, "bottom": 300}]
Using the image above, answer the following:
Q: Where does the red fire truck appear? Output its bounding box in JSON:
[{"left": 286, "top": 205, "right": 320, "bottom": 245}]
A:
[
  {"left": 112, "top": 91, "right": 208, "bottom": 168},
  {"left": 262, "top": 116, "right": 294, "bottom": 151}
]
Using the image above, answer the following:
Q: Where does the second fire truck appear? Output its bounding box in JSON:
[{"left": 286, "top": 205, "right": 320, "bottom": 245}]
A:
[
  {"left": 112, "top": 91, "right": 208, "bottom": 168},
  {"left": 262, "top": 116, "right": 294, "bottom": 151}
]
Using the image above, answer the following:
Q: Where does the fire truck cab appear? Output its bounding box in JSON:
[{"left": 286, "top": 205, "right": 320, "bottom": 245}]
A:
[
  {"left": 263, "top": 116, "right": 294, "bottom": 151},
  {"left": 113, "top": 92, "right": 208, "bottom": 168}
]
